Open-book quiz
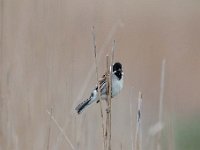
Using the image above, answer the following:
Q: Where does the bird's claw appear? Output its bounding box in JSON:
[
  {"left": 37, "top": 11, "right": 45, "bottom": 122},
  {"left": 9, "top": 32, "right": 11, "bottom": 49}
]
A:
[{"left": 106, "top": 108, "right": 111, "bottom": 113}]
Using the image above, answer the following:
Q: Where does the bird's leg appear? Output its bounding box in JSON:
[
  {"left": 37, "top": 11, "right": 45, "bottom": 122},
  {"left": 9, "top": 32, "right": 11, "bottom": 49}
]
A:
[{"left": 106, "top": 107, "right": 110, "bottom": 113}]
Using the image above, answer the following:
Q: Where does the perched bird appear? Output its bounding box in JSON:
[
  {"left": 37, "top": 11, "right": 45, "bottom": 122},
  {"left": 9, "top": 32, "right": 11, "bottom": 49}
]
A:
[{"left": 75, "top": 62, "right": 124, "bottom": 114}]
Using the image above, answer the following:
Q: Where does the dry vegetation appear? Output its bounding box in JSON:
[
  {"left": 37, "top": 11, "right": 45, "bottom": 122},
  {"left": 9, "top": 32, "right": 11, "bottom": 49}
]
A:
[
  {"left": 1, "top": 0, "right": 200, "bottom": 150},
  {"left": 44, "top": 30, "right": 169, "bottom": 150}
]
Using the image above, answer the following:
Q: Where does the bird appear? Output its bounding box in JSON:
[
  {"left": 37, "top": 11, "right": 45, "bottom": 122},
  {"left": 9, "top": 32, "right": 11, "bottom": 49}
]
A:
[{"left": 75, "top": 62, "right": 124, "bottom": 114}]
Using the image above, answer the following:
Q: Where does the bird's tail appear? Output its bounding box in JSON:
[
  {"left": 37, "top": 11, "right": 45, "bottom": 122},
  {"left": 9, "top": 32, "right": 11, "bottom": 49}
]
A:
[{"left": 75, "top": 98, "right": 91, "bottom": 114}]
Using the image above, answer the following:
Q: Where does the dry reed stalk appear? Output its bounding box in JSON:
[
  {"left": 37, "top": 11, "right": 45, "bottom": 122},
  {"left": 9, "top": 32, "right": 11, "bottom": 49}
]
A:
[
  {"left": 120, "top": 143, "right": 123, "bottom": 150},
  {"left": 129, "top": 89, "right": 134, "bottom": 150},
  {"left": 135, "top": 91, "right": 142, "bottom": 150},
  {"left": 159, "top": 59, "right": 166, "bottom": 124},
  {"left": 105, "top": 55, "right": 110, "bottom": 150},
  {"left": 105, "top": 40, "right": 115, "bottom": 150},
  {"left": 46, "top": 110, "right": 75, "bottom": 150},
  {"left": 46, "top": 107, "right": 53, "bottom": 150},
  {"left": 156, "top": 59, "right": 166, "bottom": 150},
  {"left": 108, "top": 40, "right": 115, "bottom": 150},
  {"left": 92, "top": 26, "right": 106, "bottom": 149}
]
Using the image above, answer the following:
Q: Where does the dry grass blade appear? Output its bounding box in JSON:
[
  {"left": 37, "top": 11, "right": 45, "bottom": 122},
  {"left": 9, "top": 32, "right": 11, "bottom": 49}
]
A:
[
  {"left": 92, "top": 26, "right": 106, "bottom": 150},
  {"left": 159, "top": 59, "right": 166, "bottom": 122},
  {"left": 46, "top": 108, "right": 53, "bottom": 150},
  {"left": 120, "top": 143, "right": 123, "bottom": 150},
  {"left": 111, "top": 40, "right": 115, "bottom": 64},
  {"left": 135, "top": 92, "right": 142, "bottom": 150},
  {"left": 157, "top": 59, "right": 166, "bottom": 150},
  {"left": 130, "top": 89, "right": 134, "bottom": 150},
  {"left": 46, "top": 110, "right": 75, "bottom": 150}
]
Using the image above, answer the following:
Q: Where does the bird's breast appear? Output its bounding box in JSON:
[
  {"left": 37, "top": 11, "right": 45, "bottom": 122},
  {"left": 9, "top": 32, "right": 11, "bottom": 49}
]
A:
[{"left": 111, "top": 77, "right": 123, "bottom": 97}]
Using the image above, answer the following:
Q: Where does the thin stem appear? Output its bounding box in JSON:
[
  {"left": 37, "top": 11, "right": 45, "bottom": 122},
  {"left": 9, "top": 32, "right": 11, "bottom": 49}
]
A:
[
  {"left": 46, "top": 110, "right": 75, "bottom": 150},
  {"left": 92, "top": 26, "right": 105, "bottom": 150},
  {"left": 157, "top": 59, "right": 166, "bottom": 150},
  {"left": 135, "top": 92, "right": 142, "bottom": 150},
  {"left": 108, "top": 40, "right": 115, "bottom": 150},
  {"left": 159, "top": 59, "right": 166, "bottom": 122},
  {"left": 46, "top": 107, "right": 53, "bottom": 150},
  {"left": 105, "top": 54, "right": 112, "bottom": 150},
  {"left": 130, "top": 90, "right": 134, "bottom": 150}
]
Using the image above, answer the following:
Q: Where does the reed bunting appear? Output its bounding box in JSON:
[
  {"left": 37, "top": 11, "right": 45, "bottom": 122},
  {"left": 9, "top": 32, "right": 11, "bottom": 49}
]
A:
[{"left": 75, "top": 62, "right": 124, "bottom": 114}]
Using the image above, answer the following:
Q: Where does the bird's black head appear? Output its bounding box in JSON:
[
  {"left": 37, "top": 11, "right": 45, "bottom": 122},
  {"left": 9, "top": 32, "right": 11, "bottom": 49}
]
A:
[
  {"left": 113, "top": 62, "right": 122, "bottom": 72},
  {"left": 113, "top": 62, "right": 123, "bottom": 80}
]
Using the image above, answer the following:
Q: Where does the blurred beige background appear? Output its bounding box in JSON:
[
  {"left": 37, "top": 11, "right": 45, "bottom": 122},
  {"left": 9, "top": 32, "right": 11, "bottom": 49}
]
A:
[{"left": 0, "top": 0, "right": 200, "bottom": 150}]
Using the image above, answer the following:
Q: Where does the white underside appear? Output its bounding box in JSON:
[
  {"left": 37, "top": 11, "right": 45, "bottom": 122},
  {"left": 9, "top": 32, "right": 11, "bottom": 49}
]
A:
[{"left": 89, "top": 75, "right": 123, "bottom": 104}]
